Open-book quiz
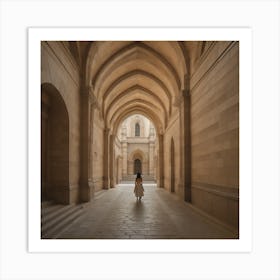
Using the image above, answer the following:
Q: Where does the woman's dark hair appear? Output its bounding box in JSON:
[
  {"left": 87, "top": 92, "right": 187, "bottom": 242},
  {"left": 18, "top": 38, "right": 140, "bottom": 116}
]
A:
[{"left": 136, "top": 172, "right": 142, "bottom": 178}]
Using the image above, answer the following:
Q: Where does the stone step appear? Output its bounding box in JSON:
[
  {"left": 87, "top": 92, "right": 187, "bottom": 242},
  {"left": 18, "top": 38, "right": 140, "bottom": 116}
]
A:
[
  {"left": 121, "top": 179, "right": 156, "bottom": 183},
  {"left": 41, "top": 204, "right": 77, "bottom": 233},
  {"left": 42, "top": 208, "right": 85, "bottom": 239},
  {"left": 120, "top": 181, "right": 156, "bottom": 185},
  {"left": 41, "top": 203, "right": 65, "bottom": 216},
  {"left": 41, "top": 204, "right": 85, "bottom": 238},
  {"left": 41, "top": 204, "right": 74, "bottom": 225},
  {"left": 121, "top": 174, "right": 156, "bottom": 182}
]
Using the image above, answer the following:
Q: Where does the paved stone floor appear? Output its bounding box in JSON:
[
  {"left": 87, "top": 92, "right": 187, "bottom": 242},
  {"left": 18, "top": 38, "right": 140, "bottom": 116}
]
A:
[{"left": 57, "top": 183, "right": 237, "bottom": 239}]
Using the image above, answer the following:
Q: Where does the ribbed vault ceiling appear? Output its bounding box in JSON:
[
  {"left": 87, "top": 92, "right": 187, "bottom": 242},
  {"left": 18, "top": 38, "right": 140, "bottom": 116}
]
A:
[{"left": 85, "top": 41, "right": 189, "bottom": 134}]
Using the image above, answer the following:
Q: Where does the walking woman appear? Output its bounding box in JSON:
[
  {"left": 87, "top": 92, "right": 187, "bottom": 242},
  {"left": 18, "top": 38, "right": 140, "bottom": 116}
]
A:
[{"left": 134, "top": 172, "right": 144, "bottom": 201}]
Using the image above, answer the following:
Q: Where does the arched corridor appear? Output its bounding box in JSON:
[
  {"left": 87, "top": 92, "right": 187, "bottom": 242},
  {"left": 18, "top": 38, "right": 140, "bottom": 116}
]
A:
[{"left": 41, "top": 40, "right": 239, "bottom": 238}]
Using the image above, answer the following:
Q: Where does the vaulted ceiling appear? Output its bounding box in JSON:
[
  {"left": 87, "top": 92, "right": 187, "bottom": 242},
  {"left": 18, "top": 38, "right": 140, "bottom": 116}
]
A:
[{"left": 66, "top": 41, "right": 203, "bottom": 135}]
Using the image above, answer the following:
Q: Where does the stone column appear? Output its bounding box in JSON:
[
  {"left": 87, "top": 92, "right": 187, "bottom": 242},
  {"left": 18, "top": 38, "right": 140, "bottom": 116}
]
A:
[
  {"left": 178, "top": 97, "right": 183, "bottom": 196},
  {"left": 103, "top": 128, "right": 110, "bottom": 189},
  {"left": 154, "top": 155, "right": 157, "bottom": 182},
  {"left": 79, "top": 86, "right": 92, "bottom": 202},
  {"left": 149, "top": 141, "right": 154, "bottom": 176},
  {"left": 181, "top": 88, "right": 191, "bottom": 202},
  {"left": 158, "top": 133, "right": 164, "bottom": 188},
  {"left": 183, "top": 91, "right": 191, "bottom": 202},
  {"left": 121, "top": 141, "right": 128, "bottom": 176},
  {"left": 88, "top": 93, "right": 99, "bottom": 197},
  {"left": 88, "top": 105, "right": 94, "bottom": 185},
  {"left": 175, "top": 73, "right": 191, "bottom": 201},
  {"left": 109, "top": 134, "right": 115, "bottom": 188},
  {"left": 119, "top": 157, "right": 123, "bottom": 182}
]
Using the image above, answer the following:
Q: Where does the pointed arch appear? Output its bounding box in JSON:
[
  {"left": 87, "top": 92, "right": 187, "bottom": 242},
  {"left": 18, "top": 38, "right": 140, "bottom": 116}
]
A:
[
  {"left": 103, "top": 85, "right": 168, "bottom": 122},
  {"left": 111, "top": 106, "right": 163, "bottom": 137},
  {"left": 101, "top": 69, "right": 172, "bottom": 116}
]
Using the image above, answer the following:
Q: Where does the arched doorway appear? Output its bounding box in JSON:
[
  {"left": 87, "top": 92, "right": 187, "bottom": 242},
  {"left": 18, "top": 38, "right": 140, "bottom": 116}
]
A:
[
  {"left": 170, "top": 137, "right": 175, "bottom": 192},
  {"left": 41, "top": 83, "right": 69, "bottom": 204},
  {"left": 134, "top": 159, "right": 142, "bottom": 174}
]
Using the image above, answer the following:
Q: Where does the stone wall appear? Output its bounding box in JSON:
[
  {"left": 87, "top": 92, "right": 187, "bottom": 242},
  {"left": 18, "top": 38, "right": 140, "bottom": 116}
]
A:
[
  {"left": 190, "top": 41, "right": 239, "bottom": 231},
  {"left": 114, "top": 136, "right": 123, "bottom": 184},
  {"left": 90, "top": 108, "right": 104, "bottom": 192},
  {"left": 163, "top": 110, "right": 182, "bottom": 197},
  {"left": 41, "top": 41, "right": 81, "bottom": 204}
]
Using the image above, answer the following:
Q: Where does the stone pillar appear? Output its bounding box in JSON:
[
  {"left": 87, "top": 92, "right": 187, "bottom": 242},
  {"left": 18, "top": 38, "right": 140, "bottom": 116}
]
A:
[
  {"left": 109, "top": 134, "right": 115, "bottom": 188},
  {"left": 89, "top": 105, "right": 94, "bottom": 185},
  {"left": 183, "top": 91, "right": 191, "bottom": 202},
  {"left": 103, "top": 128, "right": 110, "bottom": 189},
  {"left": 122, "top": 141, "right": 128, "bottom": 176},
  {"left": 79, "top": 86, "right": 91, "bottom": 202},
  {"left": 88, "top": 93, "right": 99, "bottom": 198},
  {"left": 149, "top": 141, "right": 154, "bottom": 176},
  {"left": 158, "top": 133, "right": 164, "bottom": 188},
  {"left": 154, "top": 155, "right": 157, "bottom": 182},
  {"left": 119, "top": 157, "right": 123, "bottom": 182},
  {"left": 178, "top": 98, "right": 183, "bottom": 195},
  {"left": 175, "top": 73, "right": 191, "bottom": 201},
  {"left": 181, "top": 88, "right": 191, "bottom": 202}
]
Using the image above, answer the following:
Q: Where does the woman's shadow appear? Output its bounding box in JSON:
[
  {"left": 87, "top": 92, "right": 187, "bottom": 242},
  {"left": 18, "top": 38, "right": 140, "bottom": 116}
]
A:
[{"left": 132, "top": 199, "right": 145, "bottom": 219}]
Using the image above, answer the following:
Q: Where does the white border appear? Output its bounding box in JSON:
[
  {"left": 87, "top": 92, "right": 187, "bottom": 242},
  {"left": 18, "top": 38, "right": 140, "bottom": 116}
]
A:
[{"left": 28, "top": 27, "right": 252, "bottom": 253}]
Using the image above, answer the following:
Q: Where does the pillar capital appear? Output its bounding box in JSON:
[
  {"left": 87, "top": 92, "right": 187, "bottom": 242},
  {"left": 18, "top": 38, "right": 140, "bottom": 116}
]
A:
[
  {"left": 90, "top": 92, "right": 100, "bottom": 110},
  {"left": 104, "top": 127, "right": 111, "bottom": 135},
  {"left": 158, "top": 126, "right": 164, "bottom": 135},
  {"left": 84, "top": 85, "right": 100, "bottom": 109},
  {"left": 182, "top": 72, "right": 191, "bottom": 98},
  {"left": 173, "top": 88, "right": 190, "bottom": 107}
]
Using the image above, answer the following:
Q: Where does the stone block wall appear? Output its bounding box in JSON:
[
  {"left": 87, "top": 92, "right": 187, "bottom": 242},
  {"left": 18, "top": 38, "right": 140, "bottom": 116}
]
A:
[
  {"left": 190, "top": 41, "right": 239, "bottom": 231},
  {"left": 90, "top": 108, "right": 104, "bottom": 192},
  {"left": 163, "top": 110, "right": 182, "bottom": 197},
  {"left": 41, "top": 41, "right": 81, "bottom": 204},
  {"left": 113, "top": 136, "right": 123, "bottom": 184}
]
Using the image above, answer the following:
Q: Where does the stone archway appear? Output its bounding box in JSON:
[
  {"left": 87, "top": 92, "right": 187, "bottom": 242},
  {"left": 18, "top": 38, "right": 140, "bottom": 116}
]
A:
[
  {"left": 41, "top": 83, "right": 69, "bottom": 204},
  {"left": 128, "top": 149, "right": 146, "bottom": 175}
]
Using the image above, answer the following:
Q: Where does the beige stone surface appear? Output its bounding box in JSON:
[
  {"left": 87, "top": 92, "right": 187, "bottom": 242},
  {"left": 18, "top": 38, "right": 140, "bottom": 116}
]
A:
[
  {"left": 190, "top": 42, "right": 239, "bottom": 228},
  {"left": 163, "top": 111, "right": 182, "bottom": 196}
]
